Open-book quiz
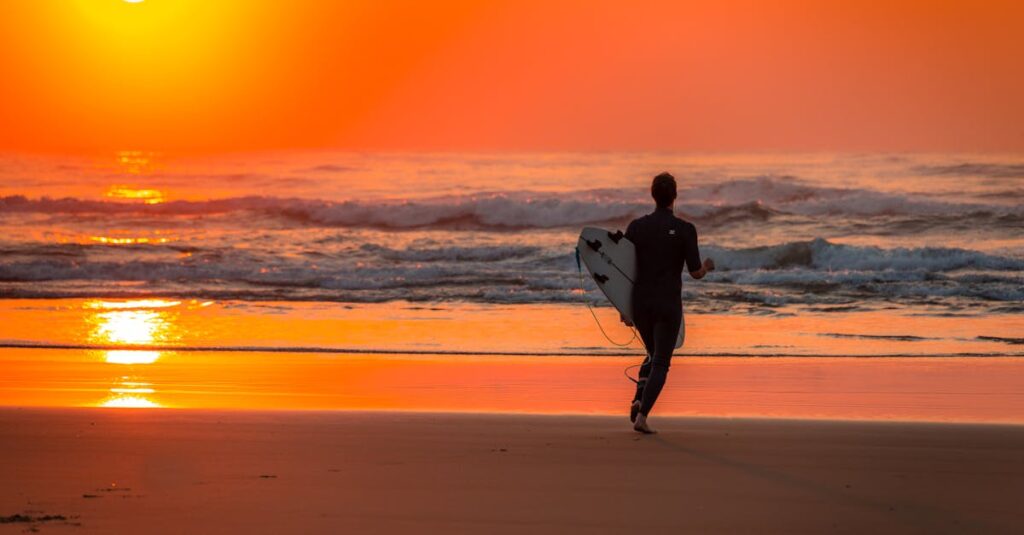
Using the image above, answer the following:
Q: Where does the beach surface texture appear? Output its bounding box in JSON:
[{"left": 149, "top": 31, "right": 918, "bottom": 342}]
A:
[{"left": 2, "top": 409, "right": 1022, "bottom": 534}]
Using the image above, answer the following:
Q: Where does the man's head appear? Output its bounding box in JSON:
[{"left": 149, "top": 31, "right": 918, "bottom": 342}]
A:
[{"left": 651, "top": 172, "right": 677, "bottom": 209}]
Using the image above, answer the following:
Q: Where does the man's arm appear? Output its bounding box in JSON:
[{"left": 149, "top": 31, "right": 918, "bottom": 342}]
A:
[
  {"left": 684, "top": 223, "right": 714, "bottom": 279},
  {"left": 620, "top": 220, "right": 637, "bottom": 326},
  {"left": 624, "top": 220, "right": 638, "bottom": 243}
]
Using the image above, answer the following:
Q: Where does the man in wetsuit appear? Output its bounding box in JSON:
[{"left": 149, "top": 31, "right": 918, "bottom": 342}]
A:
[{"left": 624, "top": 172, "right": 714, "bottom": 434}]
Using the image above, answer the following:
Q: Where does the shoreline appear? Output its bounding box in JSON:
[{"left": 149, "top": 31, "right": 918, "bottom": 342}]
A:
[
  {"left": 2, "top": 341, "right": 1021, "bottom": 358},
  {"left": 3, "top": 298, "right": 1022, "bottom": 358},
  {"left": 2, "top": 408, "right": 1022, "bottom": 534}
]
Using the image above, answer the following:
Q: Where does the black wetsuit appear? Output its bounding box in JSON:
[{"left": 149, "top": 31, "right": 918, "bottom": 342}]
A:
[{"left": 625, "top": 206, "right": 702, "bottom": 416}]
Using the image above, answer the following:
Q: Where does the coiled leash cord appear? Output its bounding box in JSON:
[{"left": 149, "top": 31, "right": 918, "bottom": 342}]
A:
[{"left": 575, "top": 247, "right": 650, "bottom": 384}]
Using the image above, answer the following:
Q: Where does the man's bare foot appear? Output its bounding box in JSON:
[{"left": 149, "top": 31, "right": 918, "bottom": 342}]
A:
[
  {"left": 633, "top": 413, "right": 656, "bottom": 434},
  {"left": 630, "top": 401, "right": 641, "bottom": 423}
]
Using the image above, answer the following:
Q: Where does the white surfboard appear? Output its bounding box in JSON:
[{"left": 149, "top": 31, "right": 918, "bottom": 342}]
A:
[{"left": 577, "top": 227, "right": 683, "bottom": 349}]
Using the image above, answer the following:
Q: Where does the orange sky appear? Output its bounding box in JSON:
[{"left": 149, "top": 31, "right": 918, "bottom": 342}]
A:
[{"left": 1, "top": 0, "right": 1021, "bottom": 154}]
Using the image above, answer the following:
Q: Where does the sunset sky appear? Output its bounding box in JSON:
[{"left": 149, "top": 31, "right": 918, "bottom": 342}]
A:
[{"left": 1, "top": 0, "right": 1021, "bottom": 154}]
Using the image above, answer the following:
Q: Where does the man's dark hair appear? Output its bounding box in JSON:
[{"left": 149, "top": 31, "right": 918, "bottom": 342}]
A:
[{"left": 651, "top": 172, "right": 677, "bottom": 209}]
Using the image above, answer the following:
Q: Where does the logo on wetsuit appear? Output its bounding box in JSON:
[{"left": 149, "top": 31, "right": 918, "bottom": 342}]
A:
[{"left": 668, "top": 229, "right": 676, "bottom": 235}]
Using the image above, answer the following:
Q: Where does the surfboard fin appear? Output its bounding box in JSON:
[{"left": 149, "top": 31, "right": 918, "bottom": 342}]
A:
[
  {"left": 593, "top": 273, "right": 609, "bottom": 284},
  {"left": 607, "top": 230, "right": 624, "bottom": 244},
  {"left": 585, "top": 239, "right": 602, "bottom": 251}
]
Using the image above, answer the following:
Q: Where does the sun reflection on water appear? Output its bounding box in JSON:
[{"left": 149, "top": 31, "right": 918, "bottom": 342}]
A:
[
  {"left": 86, "top": 299, "right": 181, "bottom": 310},
  {"left": 101, "top": 374, "right": 162, "bottom": 408},
  {"left": 105, "top": 185, "right": 165, "bottom": 204},
  {"left": 104, "top": 151, "right": 164, "bottom": 202},
  {"left": 90, "top": 236, "right": 170, "bottom": 245},
  {"left": 114, "top": 150, "right": 158, "bottom": 175},
  {"left": 94, "top": 310, "right": 167, "bottom": 345},
  {"left": 104, "top": 350, "right": 161, "bottom": 365},
  {"left": 85, "top": 298, "right": 185, "bottom": 408}
]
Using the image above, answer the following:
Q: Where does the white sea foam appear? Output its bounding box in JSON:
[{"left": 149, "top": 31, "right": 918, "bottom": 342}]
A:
[{"left": 1, "top": 237, "right": 1020, "bottom": 310}]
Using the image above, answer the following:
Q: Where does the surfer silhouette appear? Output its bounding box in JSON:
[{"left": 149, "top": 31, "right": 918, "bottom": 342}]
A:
[{"left": 623, "top": 172, "right": 714, "bottom": 434}]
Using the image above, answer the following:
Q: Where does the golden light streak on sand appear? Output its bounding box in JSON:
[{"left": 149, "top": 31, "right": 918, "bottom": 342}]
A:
[
  {"left": 110, "top": 387, "right": 155, "bottom": 394},
  {"left": 100, "top": 395, "right": 160, "bottom": 408},
  {"left": 101, "top": 374, "right": 161, "bottom": 408}
]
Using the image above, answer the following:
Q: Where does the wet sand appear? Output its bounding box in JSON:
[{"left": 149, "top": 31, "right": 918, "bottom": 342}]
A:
[
  {"left": 1, "top": 408, "right": 1022, "bottom": 534},
  {"left": 3, "top": 347, "right": 1024, "bottom": 423}
]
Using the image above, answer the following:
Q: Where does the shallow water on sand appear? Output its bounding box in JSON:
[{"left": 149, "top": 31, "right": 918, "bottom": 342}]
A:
[
  {"left": 0, "top": 299, "right": 1021, "bottom": 421},
  {"left": 2, "top": 299, "right": 1021, "bottom": 357}
]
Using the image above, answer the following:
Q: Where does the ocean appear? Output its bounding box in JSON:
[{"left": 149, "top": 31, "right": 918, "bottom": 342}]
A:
[{"left": 1, "top": 151, "right": 1022, "bottom": 357}]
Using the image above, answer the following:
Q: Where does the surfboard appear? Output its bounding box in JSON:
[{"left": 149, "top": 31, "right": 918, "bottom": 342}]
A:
[{"left": 577, "top": 227, "right": 683, "bottom": 349}]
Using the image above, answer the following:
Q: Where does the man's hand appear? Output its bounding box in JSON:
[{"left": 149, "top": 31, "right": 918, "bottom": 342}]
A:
[
  {"left": 620, "top": 313, "right": 634, "bottom": 327},
  {"left": 689, "top": 257, "right": 715, "bottom": 279}
]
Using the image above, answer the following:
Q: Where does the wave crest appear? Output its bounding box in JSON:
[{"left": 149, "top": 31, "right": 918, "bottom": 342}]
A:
[
  {"left": 3, "top": 176, "right": 1021, "bottom": 230},
  {"left": 708, "top": 238, "right": 1024, "bottom": 272}
]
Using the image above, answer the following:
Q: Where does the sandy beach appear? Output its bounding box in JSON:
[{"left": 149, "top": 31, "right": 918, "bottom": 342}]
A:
[{"left": 2, "top": 408, "right": 1022, "bottom": 534}]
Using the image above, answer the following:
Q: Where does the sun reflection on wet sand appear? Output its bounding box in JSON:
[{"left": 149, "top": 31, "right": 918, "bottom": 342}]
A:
[
  {"left": 0, "top": 298, "right": 1001, "bottom": 417},
  {"left": 85, "top": 299, "right": 184, "bottom": 408},
  {"left": 98, "top": 367, "right": 163, "bottom": 408},
  {"left": 101, "top": 370, "right": 163, "bottom": 408},
  {"left": 100, "top": 395, "right": 160, "bottom": 408},
  {"left": 110, "top": 386, "right": 155, "bottom": 394}
]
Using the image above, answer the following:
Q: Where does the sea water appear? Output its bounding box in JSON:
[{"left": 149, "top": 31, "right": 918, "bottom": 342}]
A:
[{"left": 1, "top": 151, "right": 1021, "bottom": 356}]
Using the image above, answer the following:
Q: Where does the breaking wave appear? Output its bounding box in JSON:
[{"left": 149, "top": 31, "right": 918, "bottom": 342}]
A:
[
  {"left": 2, "top": 176, "right": 1021, "bottom": 230},
  {"left": 911, "top": 163, "right": 1024, "bottom": 179},
  {"left": 706, "top": 238, "right": 1024, "bottom": 272}
]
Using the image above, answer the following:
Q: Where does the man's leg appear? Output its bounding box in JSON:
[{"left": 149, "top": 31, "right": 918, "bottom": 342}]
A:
[
  {"left": 631, "top": 306, "right": 655, "bottom": 404},
  {"left": 638, "top": 306, "right": 682, "bottom": 417},
  {"left": 633, "top": 359, "right": 652, "bottom": 403}
]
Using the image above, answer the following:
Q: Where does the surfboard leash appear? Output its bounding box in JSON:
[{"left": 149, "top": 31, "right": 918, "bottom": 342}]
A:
[
  {"left": 575, "top": 246, "right": 650, "bottom": 384},
  {"left": 576, "top": 247, "right": 636, "bottom": 348},
  {"left": 573, "top": 245, "right": 651, "bottom": 383}
]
